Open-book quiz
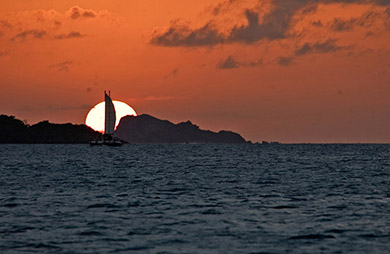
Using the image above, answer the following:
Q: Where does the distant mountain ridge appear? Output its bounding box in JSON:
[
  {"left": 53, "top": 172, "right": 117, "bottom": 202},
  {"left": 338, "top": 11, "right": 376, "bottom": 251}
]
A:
[
  {"left": 0, "top": 115, "right": 100, "bottom": 144},
  {"left": 115, "top": 114, "right": 249, "bottom": 144},
  {"left": 0, "top": 114, "right": 249, "bottom": 144}
]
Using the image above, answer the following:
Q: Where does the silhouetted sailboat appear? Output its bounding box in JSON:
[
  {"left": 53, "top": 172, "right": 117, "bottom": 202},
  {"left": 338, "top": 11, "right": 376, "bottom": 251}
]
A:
[
  {"left": 90, "top": 91, "right": 122, "bottom": 146},
  {"left": 104, "top": 91, "right": 116, "bottom": 136}
]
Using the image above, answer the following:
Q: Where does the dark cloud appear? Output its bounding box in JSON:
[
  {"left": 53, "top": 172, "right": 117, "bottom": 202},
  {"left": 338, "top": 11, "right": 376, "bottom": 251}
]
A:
[
  {"left": 228, "top": 9, "right": 287, "bottom": 43},
  {"left": 151, "top": 22, "right": 224, "bottom": 47},
  {"left": 300, "top": 4, "right": 319, "bottom": 14},
  {"left": 365, "top": 31, "right": 376, "bottom": 37},
  {"left": 11, "top": 29, "right": 46, "bottom": 42},
  {"left": 0, "top": 51, "right": 9, "bottom": 57},
  {"left": 275, "top": 39, "right": 347, "bottom": 66},
  {"left": 164, "top": 67, "right": 179, "bottom": 78},
  {"left": 54, "top": 20, "right": 62, "bottom": 27},
  {"left": 69, "top": 6, "right": 97, "bottom": 19},
  {"left": 278, "top": 56, "right": 294, "bottom": 66},
  {"left": 217, "top": 55, "right": 263, "bottom": 69},
  {"left": 151, "top": 0, "right": 306, "bottom": 47},
  {"left": 331, "top": 18, "right": 356, "bottom": 31},
  {"left": 249, "top": 59, "right": 264, "bottom": 67},
  {"left": 328, "top": 10, "right": 387, "bottom": 32},
  {"left": 0, "top": 19, "right": 13, "bottom": 30},
  {"left": 217, "top": 55, "right": 239, "bottom": 69},
  {"left": 151, "top": 8, "right": 290, "bottom": 47},
  {"left": 295, "top": 39, "right": 345, "bottom": 56},
  {"left": 382, "top": 7, "right": 390, "bottom": 28},
  {"left": 211, "top": 0, "right": 239, "bottom": 15},
  {"left": 55, "top": 32, "right": 85, "bottom": 39},
  {"left": 151, "top": 0, "right": 390, "bottom": 47},
  {"left": 49, "top": 61, "right": 73, "bottom": 72},
  {"left": 312, "top": 20, "right": 323, "bottom": 27}
]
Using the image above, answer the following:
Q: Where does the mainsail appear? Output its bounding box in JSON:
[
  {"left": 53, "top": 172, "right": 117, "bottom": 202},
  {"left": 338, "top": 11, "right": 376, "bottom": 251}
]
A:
[{"left": 104, "top": 91, "right": 116, "bottom": 135}]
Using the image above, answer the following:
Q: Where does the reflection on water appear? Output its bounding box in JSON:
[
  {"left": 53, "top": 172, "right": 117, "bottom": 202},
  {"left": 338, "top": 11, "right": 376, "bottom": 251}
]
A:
[{"left": 0, "top": 144, "right": 389, "bottom": 253}]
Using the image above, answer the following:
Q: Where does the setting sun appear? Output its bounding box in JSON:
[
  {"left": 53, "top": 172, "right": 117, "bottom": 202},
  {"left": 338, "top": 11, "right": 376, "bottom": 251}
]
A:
[{"left": 85, "top": 101, "right": 137, "bottom": 132}]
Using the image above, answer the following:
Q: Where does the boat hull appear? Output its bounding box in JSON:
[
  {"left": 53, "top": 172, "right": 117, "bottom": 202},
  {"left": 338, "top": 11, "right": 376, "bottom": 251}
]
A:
[{"left": 89, "top": 134, "right": 123, "bottom": 146}]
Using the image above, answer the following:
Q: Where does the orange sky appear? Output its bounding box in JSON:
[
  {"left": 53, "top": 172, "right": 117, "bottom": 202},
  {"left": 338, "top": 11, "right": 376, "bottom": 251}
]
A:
[{"left": 1, "top": 0, "right": 390, "bottom": 143}]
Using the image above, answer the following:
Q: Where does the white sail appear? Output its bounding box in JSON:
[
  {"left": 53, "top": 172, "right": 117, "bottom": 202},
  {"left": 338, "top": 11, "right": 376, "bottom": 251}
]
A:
[{"left": 104, "top": 91, "right": 116, "bottom": 135}]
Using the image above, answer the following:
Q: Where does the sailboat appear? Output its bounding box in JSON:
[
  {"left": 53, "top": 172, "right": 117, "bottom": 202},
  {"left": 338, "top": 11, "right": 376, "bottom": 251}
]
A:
[{"left": 90, "top": 91, "right": 123, "bottom": 146}]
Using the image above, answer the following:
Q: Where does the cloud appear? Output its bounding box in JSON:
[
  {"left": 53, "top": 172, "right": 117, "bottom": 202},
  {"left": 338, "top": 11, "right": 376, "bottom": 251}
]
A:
[
  {"left": 331, "top": 18, "right": 356, "bottom": 31},
  {"left": 276, "top": 39, "right": 347, "bottom": 66},
  {"left": 150, "top": 7, "right": 291, "bottom": 46},
  {"left": 68, "top": 6, "right": 97, "bottom": 19},
  {"left": 0, "top": 51, "right": 9, "bottom": 57},
  {"left": 164, "top": 67, "right": 179, "bottom": 79},
  {"left": 329, "top": 9, "right": 390, "bottom": 32},
  {"left": 55, "top": 31, "right": 85, "bottom": 39},
  {"left": 0, "top": 19, "right": 13, "bottom": 30},
  {"left": 49, "top": 61, "right": 73, "bottom": 72},
  {"left": 365, "top": 31, "right": 376, "bottom": 37},
  {"left": 151, "top": 9, "right": 284, "bottom": 47},
  {"left": 210, "top": 0, "right": 240, "bottom": 15},
  {"left": 2, "top": 6, "right": 114, "bottom": 42},
  {"left": 54, "top": 20, "right": 62, "bottom": 27},
  {"left": 312, "top": 20, "right": 323, "bottom": 27},
  {"left": 295, "top": 39, "right": 345, "bottom": 56},
  {"left": 150, "top": 1, "right": 300, "bottom": 47},
  {"left": 11, "top": 29, "right": 46, "bottom": 42},
  {"left": 228, "top": 9, "right": 287, "bottom": 44},
  {"left": 278, "top": 56, "right": 294, "bottom": 66},
  {"left": 249, "top": 58, "right": 264, "bottom": 67},
  {"left": 151, "top": 0, "right": 390, "bottom": 47},
  {"left": 217, "top": 55, "right": 263, "bottom": 69},
  {"left": 151, "top": 21, "right": 224, "bottom": 47},
  {"left": 217, "top": 55, "right": 239, "bottom": 69}
]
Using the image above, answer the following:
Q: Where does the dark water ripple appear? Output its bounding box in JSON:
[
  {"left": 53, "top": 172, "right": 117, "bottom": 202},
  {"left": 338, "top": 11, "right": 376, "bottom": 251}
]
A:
[{"left": 0, "top": 144, "right": 389, "bottom": 253}]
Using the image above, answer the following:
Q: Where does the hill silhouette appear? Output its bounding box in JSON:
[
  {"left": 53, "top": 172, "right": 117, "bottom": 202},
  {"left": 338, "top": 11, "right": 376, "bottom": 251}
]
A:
[
  {"left": 0, "top": 114, "right": 249, "bottom": 144},
  {"left": 0, "top": 115, "right": 100, "bottom": 144},
  {"left": 115, "top": 114, "right": 249, "bottom": 144}
]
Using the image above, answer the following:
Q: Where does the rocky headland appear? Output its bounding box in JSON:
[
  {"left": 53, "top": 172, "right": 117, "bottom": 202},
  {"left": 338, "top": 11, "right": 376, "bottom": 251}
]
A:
[{"left": 115, "top": 114, "right": 249, "bottom": 144}]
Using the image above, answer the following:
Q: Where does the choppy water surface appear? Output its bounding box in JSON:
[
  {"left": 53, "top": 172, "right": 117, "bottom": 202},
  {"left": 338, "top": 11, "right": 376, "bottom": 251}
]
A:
[{"left": 0, "top": 144, "right": 389, "bottom": 253}]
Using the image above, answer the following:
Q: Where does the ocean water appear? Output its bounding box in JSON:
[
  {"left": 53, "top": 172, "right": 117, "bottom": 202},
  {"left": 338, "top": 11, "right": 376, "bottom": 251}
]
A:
[{"left": 0, "top": 144, "right": 389, "bottom": 254}]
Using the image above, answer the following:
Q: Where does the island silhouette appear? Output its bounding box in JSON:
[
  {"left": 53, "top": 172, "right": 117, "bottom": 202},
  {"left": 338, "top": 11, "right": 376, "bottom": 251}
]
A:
[{"left": 0, "top": 114, "right": 249, "bottom": 144}]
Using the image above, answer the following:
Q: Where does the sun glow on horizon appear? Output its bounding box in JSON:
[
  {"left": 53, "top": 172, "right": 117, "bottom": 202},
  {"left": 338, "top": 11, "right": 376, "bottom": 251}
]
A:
[{"left": 85, "top": 101, "right": 137, "bottom": 132}]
